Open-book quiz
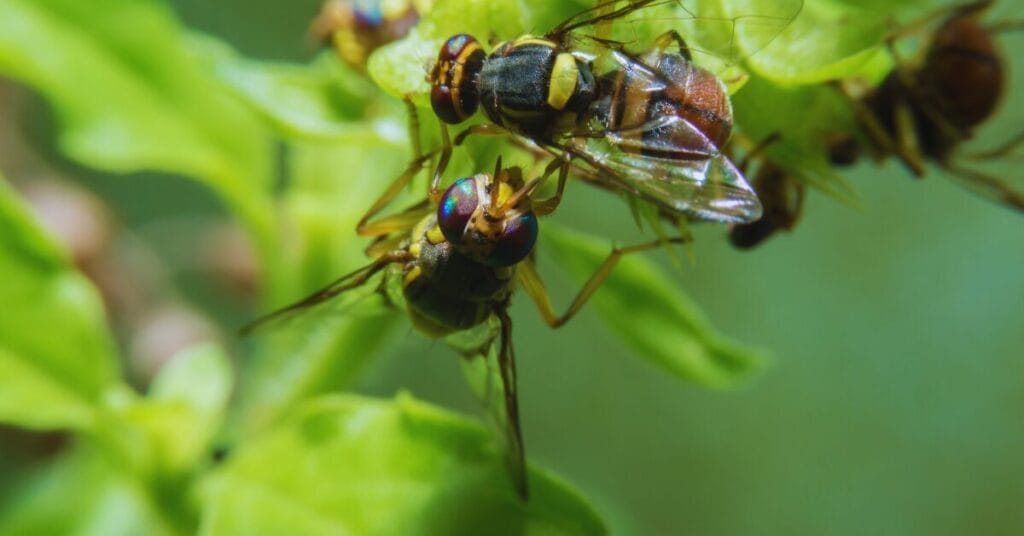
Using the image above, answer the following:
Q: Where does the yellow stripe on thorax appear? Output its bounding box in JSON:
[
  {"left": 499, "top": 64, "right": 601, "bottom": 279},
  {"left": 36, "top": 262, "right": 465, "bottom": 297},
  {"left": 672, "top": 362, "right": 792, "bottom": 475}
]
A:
[
  {"left": 547, "top": 52, "right": 578, "bottom": 111},
  {"left": 510, "top": 35, "right": 555, "bottom": 48}
]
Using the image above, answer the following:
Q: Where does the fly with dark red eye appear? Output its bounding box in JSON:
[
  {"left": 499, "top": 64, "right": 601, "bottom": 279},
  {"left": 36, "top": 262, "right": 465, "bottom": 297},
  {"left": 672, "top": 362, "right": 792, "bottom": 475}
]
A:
[
  {"left": 834, "top": 0, "right": 1024, "bottom": 212},
  {"left": 423, "top": 0, "right": 802, "bottom": 224},
  {"left": 242, "top": 156, "right": 688, "bottom": 499}
]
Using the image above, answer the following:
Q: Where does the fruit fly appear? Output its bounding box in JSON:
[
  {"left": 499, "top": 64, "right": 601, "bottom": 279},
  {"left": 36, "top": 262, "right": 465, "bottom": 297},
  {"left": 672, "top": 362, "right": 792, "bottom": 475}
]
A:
[
  {"left": 425, "top": 0, "right": 772, "bottom": 224},
  {"left": 726, "top": 133, "right": 806, "bottom": 249},
  {"left": 836, "top": 0, "right": 1024, "bottom": 211},
  {"left": 242, "top": 156, "right": 687, "bottom": 499},
  {"left": 311, "top": 0, "right": 423, "bottom": 70}
]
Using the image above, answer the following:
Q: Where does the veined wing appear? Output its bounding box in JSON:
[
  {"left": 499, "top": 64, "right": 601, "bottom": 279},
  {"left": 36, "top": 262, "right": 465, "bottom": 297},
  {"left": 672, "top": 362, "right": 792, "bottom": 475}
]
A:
[
  {"left": 583, "top": 132, "right": 761, "bottom": 223},
  {"left": 451, "top": 316, "right": 528, "bottom": 499},
  {"left": 573, "top": 46, "right": 760, "bottom": 223}
]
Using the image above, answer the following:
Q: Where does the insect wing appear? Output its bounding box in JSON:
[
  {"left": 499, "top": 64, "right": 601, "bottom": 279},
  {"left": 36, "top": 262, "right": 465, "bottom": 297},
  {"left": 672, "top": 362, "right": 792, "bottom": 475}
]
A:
[
  {"left": 589, "top": 135, "right": 761, "bottom": 223},
  {"left": 579, "top": 48, "right": 760, "bottom": 222},
  {"left": 451, "top": 318, "right": 528, "bottom": 499}
]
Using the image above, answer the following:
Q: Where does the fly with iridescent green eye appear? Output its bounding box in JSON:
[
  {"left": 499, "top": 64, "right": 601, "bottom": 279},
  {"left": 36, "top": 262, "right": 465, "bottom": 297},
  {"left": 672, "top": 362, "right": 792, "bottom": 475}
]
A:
[
  {"left": 424, "top": 0, "right": 802, "bottom": 224},
  {"left": 242, "top": 156, "right": 688, "bottom": 499},
  {"left": 311, "top": 0, "right": 426, "bottom": 71}
]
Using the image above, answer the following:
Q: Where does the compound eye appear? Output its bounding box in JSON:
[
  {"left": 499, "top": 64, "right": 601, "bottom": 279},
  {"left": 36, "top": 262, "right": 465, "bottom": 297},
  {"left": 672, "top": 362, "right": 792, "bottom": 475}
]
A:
[
  {"left": 487, "top": 211, "right": 538, "bottom": 267},
  {"left": 438, "top": 177, "right": 479, "bottom": 244},
  {"left": 429, "top": 34, "right": 484, "bottom": 124}
]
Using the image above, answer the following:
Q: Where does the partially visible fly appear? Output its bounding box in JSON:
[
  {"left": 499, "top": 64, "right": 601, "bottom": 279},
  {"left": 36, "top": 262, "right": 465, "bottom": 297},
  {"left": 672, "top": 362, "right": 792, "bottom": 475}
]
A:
[
  {"left": 242, "top": 155, "right": 688, "bottom": 499},
  {"left": 425, "top": 0, "right": 801, "bottom": 223},
  {"left": 834, "top": 0, "right": 1024, "bottom": 212},
  {"left": 311, "top": 0, "right": 424, "bottom": 70},
  {"left": 726, "top": 134, "right": 806, "bottom": 249}
]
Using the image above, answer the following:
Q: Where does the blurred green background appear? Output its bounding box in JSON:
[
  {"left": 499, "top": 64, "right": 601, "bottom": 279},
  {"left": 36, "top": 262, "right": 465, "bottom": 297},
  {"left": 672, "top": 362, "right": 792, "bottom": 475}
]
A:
[{"left": 3, "top": 0, "right": 1024, "bottom": 534}]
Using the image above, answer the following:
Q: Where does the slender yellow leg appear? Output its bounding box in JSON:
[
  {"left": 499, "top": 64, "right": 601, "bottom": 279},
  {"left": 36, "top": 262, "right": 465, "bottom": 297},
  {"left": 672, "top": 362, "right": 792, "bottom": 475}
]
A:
[
  {"left": 430, "top": 123, "right": 453, "bottom": 203},
  {"left": 240, "top": 250, "right": 412, "bottom": 335},
  {"left": 403, "top": 96, "right": 423, "bottom": 161},
  {"left": 532, "top": 155, "right": 571, "bottom": 216},
  {"left": 356, "top": 153, "right": 435, "bottom": 237},
  {"left": 518, "top": 236, "right": 689, "bottom": 329}
]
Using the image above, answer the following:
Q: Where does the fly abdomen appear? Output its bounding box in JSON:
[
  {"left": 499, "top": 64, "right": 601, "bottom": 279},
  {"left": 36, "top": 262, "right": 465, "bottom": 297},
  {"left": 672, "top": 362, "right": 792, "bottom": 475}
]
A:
[{"left": 604, "top": 51, "right": 732, "bottom": 160}]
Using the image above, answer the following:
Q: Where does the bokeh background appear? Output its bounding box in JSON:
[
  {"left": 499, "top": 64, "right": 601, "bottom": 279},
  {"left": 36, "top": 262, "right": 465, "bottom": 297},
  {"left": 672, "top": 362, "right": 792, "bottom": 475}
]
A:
[{"left": 3, "top": 0, "right": 1023, "bottom": 534}]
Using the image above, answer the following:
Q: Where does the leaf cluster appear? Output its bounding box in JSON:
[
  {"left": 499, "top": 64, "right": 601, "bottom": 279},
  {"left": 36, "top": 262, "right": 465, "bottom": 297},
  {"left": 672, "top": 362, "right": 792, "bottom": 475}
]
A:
[{"left": 0, "top": 0, "right": 931, "bottom": 532}]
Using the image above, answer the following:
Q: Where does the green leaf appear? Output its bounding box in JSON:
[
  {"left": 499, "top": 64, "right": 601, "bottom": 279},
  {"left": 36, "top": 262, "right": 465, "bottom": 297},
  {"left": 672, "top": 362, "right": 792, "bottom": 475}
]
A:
[
  {"left": 118, "top": 343, "right": 232, "bottom": 474},
  {"left": 201, "top": 394, "right": 605, "bottom": 535},
  {"left": 732, "top": 73, "right": 863, "bottom": 205},
  {"left": 0, "top": 0, "right": 277, "bottom": 262},
  {"left": 0, "top": 445, "right": 177, "bottom": 536},
  {"left": 540, "top": 223, "right": 768, "bottom": 388},
  {"left": 229, "top": 140, "right": 416, "bottom": 436},
  {"left": 730, "top": 0, "right": 892, "bottom": 84},
  {"left": 206, "top": 40, "right": 402, "bottom": 143},
  {"left": 0, "top": 180, "right": 117, "bottom": 429}
]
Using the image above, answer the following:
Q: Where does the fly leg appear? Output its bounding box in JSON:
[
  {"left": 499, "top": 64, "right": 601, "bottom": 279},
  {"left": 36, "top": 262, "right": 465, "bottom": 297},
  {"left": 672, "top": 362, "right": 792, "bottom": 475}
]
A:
[
  {"left": 404, "top": 96, "right": 423, "bottom": 161},
  {"left": 494, "top": 307, "right": 527, "bottom": 500},
  {"left": 517, "top": 236, "right": 689, "bottom": 329},
  {"left": 831, "top": 80, "right": 928, "bottom": 177},
  {"left": 962, "top": 131, "right": 1024, "bottom": 161},
  {"left": 240, "top": 250, "right": 413, "bottom": 335},
  {"left": 431, "top": 123, "right": 511, "bottom": 202},
  {"left": 941, "top": 162, "right": 1024, "bottom": 212},
  {"left": 531, "top": 154, "right": 572, "bottom": 216},
  {"left": 735, "top": 132, "right": 783, "bottom": 175},
  {"left": 942, "top": 131, "right": 1024, "bottom": 212},
  {"left": 357, "top": 152, "right": 436, "bottom": 237},
  {"left": 651, "top": 30, "right": 692, "bottom": 60},
  {"left": 430, "top": 122, "right": 454, "bottom": 203}
]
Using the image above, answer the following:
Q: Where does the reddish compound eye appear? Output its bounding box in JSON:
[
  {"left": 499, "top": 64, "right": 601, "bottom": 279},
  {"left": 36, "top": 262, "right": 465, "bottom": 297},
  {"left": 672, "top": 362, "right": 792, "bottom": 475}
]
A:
[
  {"left": 486, "top": 211, "right": 538, "bottom": 267},
  {"left": 429, "top": 34, "right": 485, "bottom": 124},
  {"left": 437, "top": 176, "right": 479, "bottom": 243}
]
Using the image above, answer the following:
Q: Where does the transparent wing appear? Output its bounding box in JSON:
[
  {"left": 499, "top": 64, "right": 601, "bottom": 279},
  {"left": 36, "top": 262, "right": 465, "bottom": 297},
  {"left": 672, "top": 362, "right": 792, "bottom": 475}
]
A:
[
  {"left": 585, "top": 138, "right": 761, "bottom": 223},
  {"left": 571, "top": 52, "right": 758, "bottom": 222},
  {"left": 451, "top": 316, "right": 528, "bottom": 499}
]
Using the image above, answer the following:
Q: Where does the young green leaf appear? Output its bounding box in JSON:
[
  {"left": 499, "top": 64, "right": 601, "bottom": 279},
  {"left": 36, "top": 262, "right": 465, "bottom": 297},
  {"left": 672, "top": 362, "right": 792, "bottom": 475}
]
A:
[
  {"left": 0, "top": 180, "right": 118, "bottom": 430},
  {"left": 204, "top": 39, "right": 401, "bottom": 144},
  {"left": 0, "top": 445, "right": 177, "bottom": 536},
  {"left": 726, "top": 0, "right": 897, "bottom": 85},
  {"left": 0, "top": 0, "right": 277, "bottom": 262},
  {"left": 540, "top": 223, "right": 768, "bottom": 388},
  {"left": 116, "top": 343, "right": 232, "bottom": 474},
  {"left": 201, "top": 394, "right": 606, "bottom": 535},
  {"left": 732, "top": 73, "right": 863, "bottom": 205},
  {"left": 229, "top": 140, "right": 417, "bottom": 436}
]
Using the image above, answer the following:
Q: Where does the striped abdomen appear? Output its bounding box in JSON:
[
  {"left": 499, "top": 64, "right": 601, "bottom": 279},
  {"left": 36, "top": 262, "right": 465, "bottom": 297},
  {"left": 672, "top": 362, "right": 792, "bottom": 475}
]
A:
[{"left": 604, "top": 52, "right": 733, "bottom": 159}]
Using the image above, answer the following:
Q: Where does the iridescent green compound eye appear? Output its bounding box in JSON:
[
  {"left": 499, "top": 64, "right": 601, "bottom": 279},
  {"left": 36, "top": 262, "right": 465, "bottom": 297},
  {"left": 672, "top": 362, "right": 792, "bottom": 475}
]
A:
[{"left": 437, "top": 176, "right": 479, "bottom": 244}]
